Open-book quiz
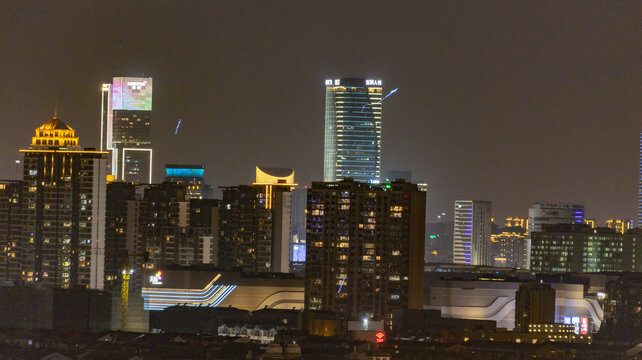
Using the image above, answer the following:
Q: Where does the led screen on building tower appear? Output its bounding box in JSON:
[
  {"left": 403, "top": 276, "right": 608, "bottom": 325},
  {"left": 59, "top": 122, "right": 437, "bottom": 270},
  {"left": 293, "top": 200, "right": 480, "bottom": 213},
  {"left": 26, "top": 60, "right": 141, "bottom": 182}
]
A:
[{"left": 112, "top": 77, "right": 153, "bottom": 111}]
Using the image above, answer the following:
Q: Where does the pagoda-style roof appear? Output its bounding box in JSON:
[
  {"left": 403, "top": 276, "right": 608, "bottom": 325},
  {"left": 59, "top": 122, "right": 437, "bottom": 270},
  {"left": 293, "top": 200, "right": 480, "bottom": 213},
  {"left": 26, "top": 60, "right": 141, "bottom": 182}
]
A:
[
  {"left": 37, "top": 116, "right": 74, "bottom": 131},
  {"left": 31, "top": 115, "right": 79, "bottom": 148}
]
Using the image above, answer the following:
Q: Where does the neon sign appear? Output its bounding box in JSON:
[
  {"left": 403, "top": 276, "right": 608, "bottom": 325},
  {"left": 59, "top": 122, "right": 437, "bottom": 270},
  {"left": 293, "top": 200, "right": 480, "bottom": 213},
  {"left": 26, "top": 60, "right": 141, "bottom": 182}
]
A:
[
  {"left": 149, "top": 270, "right": 163, "bottom": 285},
  {"left": 375, "top": 331, "right": 385, "bottom": 343},
  {"left": 580, "top": 317, "right": 588, "bottom": 335}
]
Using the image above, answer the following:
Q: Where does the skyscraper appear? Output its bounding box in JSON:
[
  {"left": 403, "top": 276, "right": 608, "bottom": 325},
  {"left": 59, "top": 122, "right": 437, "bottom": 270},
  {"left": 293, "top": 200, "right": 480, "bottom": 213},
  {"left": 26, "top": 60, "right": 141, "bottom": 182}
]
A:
[
  {"left": 527, "top": 203, "right": 584, "bottom": 268},
  {"left": 323, "top": 78, "right": 382, "bottom": 183},
  {"left": 101, "top": 77, "right": 153, "bottom": 184},
  {"left": 305, "top": 179, "right": 425, "bottom": 326},
  {"left": 452, "top": 200, "right": 492, "bottom": 265},
  {"left": 20, "top": 116, "right": 107, "bottom": 289}
]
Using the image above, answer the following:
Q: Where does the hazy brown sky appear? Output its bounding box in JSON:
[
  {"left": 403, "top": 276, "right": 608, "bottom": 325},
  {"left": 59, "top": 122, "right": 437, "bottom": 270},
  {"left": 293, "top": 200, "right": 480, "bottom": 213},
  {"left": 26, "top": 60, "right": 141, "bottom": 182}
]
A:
[{"left": 1, "top": 1, "right": 640, "bottom": 223}]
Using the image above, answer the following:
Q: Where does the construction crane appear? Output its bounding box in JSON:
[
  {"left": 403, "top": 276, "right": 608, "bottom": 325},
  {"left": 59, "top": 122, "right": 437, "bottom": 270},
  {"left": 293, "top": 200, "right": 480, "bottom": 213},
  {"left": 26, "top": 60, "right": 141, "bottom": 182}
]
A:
[{"left": 120, "top": 251, "right": 149, "bottom": 331}]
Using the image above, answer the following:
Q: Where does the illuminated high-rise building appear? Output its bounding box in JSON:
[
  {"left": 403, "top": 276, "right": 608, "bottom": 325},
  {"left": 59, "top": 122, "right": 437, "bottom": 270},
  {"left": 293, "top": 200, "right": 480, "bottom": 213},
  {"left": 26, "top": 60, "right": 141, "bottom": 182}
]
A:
[
  {"left": 218, "top": 167, "right": 296, "bottom": 273},
  {"left": 20, "top": 116, "right": 107, "bottom": 289},
  {"left": 453, "top": 200, "right": 492, "bottom": 265},
  {"left": 530, "top": 224, "right": 642, "bottom": 273},
  {"left": 164, "top": 164, "right": 213, "bottom": 199},
  {"left": 101, "top": 77, "right": 153, "bottom": 184},
  {"left": 305, "top": 179, "right": 425, "bottom": 326},
  {"left": 527, "top": 203, "right": 584, "bottom": 268},
  {"left": 323, "top": 78, "right": 382, "bottom": 183},
  {"left": 0, "top": 180, "right": 23, "bottom": 282},
  {"left": 491, "top": 228, "right": 527, "bottom": 269}
]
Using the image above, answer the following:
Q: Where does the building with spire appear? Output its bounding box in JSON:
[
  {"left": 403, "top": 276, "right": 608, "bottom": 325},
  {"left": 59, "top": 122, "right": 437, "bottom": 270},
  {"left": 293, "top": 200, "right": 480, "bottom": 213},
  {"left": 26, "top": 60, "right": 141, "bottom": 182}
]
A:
[{"left": 19, "top": 116, "right": 107, "bottom": 289}]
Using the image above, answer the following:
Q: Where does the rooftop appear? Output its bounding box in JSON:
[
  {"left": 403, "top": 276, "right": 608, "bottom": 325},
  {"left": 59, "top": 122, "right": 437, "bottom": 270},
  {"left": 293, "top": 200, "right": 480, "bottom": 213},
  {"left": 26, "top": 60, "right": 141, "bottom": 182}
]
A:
[{"left": 37, "top": 116, "right": 73, "bottom": 131}]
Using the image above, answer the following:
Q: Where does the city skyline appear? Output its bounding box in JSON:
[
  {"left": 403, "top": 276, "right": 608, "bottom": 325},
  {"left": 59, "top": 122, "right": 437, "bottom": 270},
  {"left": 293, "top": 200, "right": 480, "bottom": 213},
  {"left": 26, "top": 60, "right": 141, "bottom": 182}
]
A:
[{"left": 1, "top": 1, "right": 639, "bottom": 224}]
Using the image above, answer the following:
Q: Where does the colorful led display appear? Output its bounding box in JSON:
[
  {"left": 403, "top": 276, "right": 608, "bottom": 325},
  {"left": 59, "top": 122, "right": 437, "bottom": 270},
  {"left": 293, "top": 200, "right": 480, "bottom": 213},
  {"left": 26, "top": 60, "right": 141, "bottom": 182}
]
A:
[
  {"left": 165, "top": 167, "right": 205, "bottom": 178},
  {"left": 564, "top": 316, "right": 589, "bottom": 334},
  {"left": 112, "top": 77, "right": 153, "bottom": 111}
]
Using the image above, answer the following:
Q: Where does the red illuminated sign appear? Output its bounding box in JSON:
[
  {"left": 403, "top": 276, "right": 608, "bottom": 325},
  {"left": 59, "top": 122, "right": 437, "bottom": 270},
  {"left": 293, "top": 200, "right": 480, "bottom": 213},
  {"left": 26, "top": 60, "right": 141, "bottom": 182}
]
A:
[
  {"left": 579, "top": 317, "right": 588, "bottom": 335},
  {"left": 375, "top": 331, "right": 385, "bottom": 343}
]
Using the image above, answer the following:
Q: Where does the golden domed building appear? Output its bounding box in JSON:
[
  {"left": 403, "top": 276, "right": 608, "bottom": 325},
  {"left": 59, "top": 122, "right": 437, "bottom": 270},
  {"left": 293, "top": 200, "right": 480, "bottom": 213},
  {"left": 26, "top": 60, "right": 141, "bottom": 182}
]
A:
[{"left": 18, "top": 115, "right": 107, "bottom": 289}]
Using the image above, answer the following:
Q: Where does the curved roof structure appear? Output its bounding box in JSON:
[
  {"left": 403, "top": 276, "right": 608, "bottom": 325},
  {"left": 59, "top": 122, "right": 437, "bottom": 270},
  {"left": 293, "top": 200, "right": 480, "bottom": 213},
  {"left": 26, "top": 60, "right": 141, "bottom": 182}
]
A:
[
  {"left": 254, "top": 166, "right": 295, "bottom": 185},
  {"left": 257, "top": 167, "right": 294, "bottom": 178}
]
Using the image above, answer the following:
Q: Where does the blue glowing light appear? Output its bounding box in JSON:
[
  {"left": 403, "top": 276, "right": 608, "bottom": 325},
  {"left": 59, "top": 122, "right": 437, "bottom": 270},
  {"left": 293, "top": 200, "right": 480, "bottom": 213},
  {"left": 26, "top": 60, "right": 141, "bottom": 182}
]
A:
[{"left": 166, "top": 167, "right": 204, "bottom": 178}]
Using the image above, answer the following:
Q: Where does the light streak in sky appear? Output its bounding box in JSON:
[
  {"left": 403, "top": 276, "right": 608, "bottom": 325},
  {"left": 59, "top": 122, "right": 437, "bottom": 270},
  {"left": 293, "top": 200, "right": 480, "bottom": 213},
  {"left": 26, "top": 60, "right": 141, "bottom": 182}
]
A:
[
  {"left": 361, "top": 88, "right": 399, "bottom": 111},
  {"left": 174, "top": 119, "right": 182, "bottom": 135}
]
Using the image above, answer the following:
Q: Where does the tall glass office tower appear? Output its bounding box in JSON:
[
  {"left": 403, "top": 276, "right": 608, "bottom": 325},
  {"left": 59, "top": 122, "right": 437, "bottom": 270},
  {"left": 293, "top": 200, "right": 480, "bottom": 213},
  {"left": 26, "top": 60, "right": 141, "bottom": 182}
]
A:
[
  {"left": 323, "top": 78, "right": 382, "bottom": 183},
  {"left": 453, "top": 200, "right": 492, "bottom": 265},
  {"left": 101, "top": 77, "right": 153, "bottom": 184}
]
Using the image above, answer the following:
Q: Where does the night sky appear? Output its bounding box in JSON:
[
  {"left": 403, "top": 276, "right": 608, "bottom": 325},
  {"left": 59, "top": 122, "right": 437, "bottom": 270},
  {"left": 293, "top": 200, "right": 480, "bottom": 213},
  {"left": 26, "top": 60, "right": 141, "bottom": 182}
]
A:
[{"left": 1, "top": 1, "right": 640, "bottom": 223}]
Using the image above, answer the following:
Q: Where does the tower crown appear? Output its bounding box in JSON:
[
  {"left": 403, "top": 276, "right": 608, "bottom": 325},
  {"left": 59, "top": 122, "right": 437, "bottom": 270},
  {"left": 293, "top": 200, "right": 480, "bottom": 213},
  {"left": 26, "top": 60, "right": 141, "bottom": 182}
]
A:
[{"left": 32, "top": 116, "right": 79, "bottom": 148}]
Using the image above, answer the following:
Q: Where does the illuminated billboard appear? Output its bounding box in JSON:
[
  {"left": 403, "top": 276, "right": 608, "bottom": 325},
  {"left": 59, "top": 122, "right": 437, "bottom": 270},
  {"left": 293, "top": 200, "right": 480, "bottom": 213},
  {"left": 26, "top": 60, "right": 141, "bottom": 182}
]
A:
[
  {"left": 112, "top": 77, "right": 153, "bottom": 111},
  {"left": 291, "top": 244, "right": 306, "bottom": 262},
  {"left": 564, "top": 316, "right": 589, "bottom": 334}
]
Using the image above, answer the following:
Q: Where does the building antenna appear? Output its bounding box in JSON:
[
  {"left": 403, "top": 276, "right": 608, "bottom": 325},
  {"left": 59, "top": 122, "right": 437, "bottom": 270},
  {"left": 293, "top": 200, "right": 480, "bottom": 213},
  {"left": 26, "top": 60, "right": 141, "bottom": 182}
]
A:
[{"left": 54, "top": 99, "right": 58, "bottom": 117}]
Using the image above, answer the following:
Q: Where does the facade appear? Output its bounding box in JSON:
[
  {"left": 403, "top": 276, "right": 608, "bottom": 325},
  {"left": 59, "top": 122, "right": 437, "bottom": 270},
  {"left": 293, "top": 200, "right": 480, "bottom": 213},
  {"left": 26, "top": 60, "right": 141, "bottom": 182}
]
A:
[
  {"left": 289, "top": 187, "right": 307, "bottom": 275},
  {"left": 491, "top": 226, "right": 527, "bottom": 268},
  {"left": 0, "top": 180, "right": 23, "bottom": 282},
  {"left": 104, "top": 181, "right": 219, "bottom": 292},
  {"left": 19, "top": 116, "right": 107, "bottom": 289},
  {"left": 141, "top": 269, "right": 303, "bottom": 311},
  {"left": 514, "top": 283, "right": 556, "bottom": 332},
  {"left": 527, "top": 203, "right": 584, "bottom": 268},
  {"left": 101, "top": 77, "right": 153, "bottom": 184},
  {"left": 305, "top": 179, "right": 425, "bottom": 327},
  {"left": 164, "top": 164, "right": 213, "bottom": 199},
  {"left": 323, "top": 78, "right": 383, "bottom": 183},
  {"left": 252, "top": 167, "right": 296, "bottom": 273},
  {"left": 424, "top": 280, "right": 603, "bottom": 331},
  {"left": 453, "top": 200, "right": 492, "bottom": 265},
  {"left": 103, "top": 180, "right": 136, "bottom": 291},
  {"left": 605, "top": 218, "right": 633, "bottom": 234},
  {"left": 219, "top": 167, "right": 296, "bottom": 273},
  {"left": 530, "top": 224, "right": 642, "bottom": 273},
  {"left": 219, "top": 185, "right": 272, "bottom": 272},
  {"left": 601, "top": 273, "right": 642, "bottom": 340}
]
